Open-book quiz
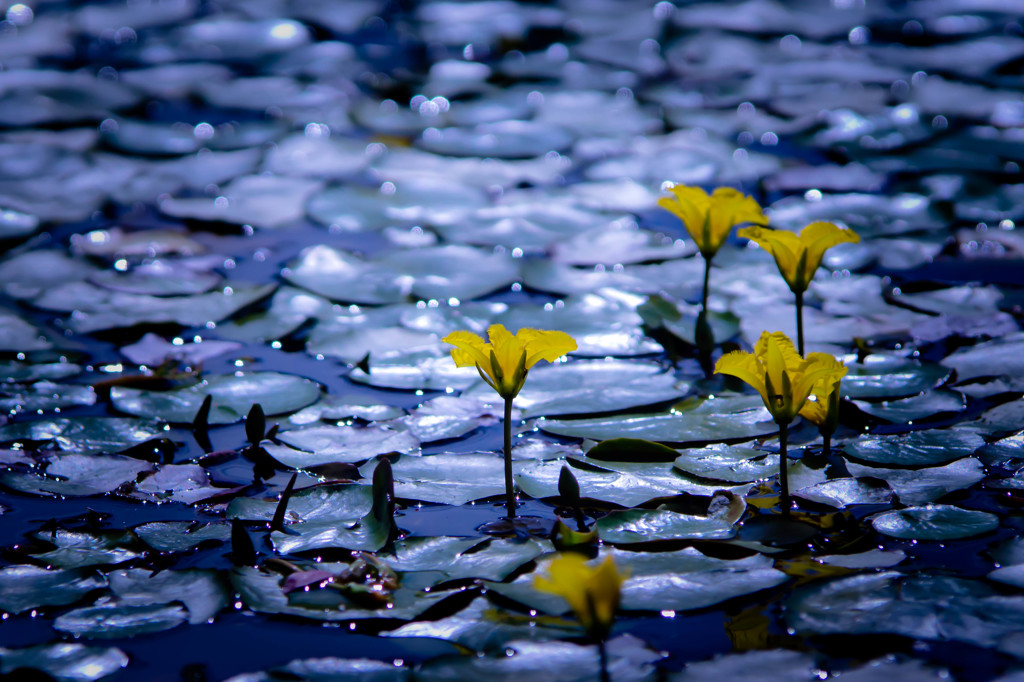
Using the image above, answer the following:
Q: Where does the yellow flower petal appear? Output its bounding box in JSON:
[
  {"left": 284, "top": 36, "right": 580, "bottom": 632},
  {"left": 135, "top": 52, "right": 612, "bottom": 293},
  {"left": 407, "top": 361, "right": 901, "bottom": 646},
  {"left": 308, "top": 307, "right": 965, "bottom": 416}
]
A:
[
  {"left": 520, "top": 328, "right": 577, "bottom": 368},
  {"left": 740, "top": 222, "right": 859, "bottom": 293},
  {"left": 739, "top": 226, "right": 804, "bottom": 291},
  {"left": 800, "top": 221, "right": 860, "bottom": 282},
  {"left": 445, "top": 325, "right": 577, "bottom": 400},
  {"left": 534, "top": 553, "right": 624, "bottom": 638},
  {"left": 442, "top": 330, "right": 491, "bottom": 370},
  {"left": 660, "top": 184, "right": 764, "bottom": 258},
  {"left": 714, "top": 350, "right": 766, "bottom": 400}
]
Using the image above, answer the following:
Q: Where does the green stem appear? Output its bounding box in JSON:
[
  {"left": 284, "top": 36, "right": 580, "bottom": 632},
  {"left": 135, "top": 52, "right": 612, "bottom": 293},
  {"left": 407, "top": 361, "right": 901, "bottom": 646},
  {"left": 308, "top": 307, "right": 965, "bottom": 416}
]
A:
[
  {"left": 504, "top": 397, "right": 516, "bottom": 518},
  {"left": 822, "top": 431, "right": 831, "bottom": 460},
  {"left": 599, "top": 638, "right": 610, "bottom": 682},
  {"left": 795, "top": 289, "right": 805, "bottom": 356},
  {"left": 779, "top": 421, "right": 791, "bottom": 516},
  {"left": 701, "top": 256, "right": 712, "bottom": 312}
]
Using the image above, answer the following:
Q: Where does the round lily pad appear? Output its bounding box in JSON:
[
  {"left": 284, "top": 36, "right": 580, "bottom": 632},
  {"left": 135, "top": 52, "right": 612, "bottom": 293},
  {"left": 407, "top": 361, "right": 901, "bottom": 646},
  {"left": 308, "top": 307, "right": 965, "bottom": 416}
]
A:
[
  {"left": 673, "top": 444, "right": 779, "bottom": 483},
  {"left": 110, "top": 371, "right": 321, "bottom": 424},
  {"left": 595, "top": 509, "right": 735, "bottom": 544},
  {"left": 467, "top": 359, "right": 688, "bottom": 418},
  {"left": 540, "top": 395, "right": 775, "bottom": 445},
  {"left": 841, "top": 354, "right": 951, "bottom": 399},
  {"left": 0, "top": 643, "right": 128, "bottom": 681},
  {"left": 871, "top": 504, "right": 999, "bottom": 540},
  {"left": 844, "top": 429, "right": 983, "bottom": 467}
]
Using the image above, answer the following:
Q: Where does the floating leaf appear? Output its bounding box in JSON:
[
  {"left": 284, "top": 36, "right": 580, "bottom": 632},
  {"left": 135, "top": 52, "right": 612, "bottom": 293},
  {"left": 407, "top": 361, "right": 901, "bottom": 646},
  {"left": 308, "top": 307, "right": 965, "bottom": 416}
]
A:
[
  {"left": 133, "top": 521, "right": 231, "bottom": 553},
  {"left": 111, "top": 372, "right": 321, "bottom": 424},
  {"left": 0, "top": 381, "right": 96, "bottom": 414},
  {"left": 266, "top": 424, "right": 419, "bottom": 467},
  {"left": 227, "top": 484, "right": 372, "bottom": 524},
  {"left": 540, "top": 395, "right": 775, "bottom": 445},
  {"left": 841, "top": 354, "right": 951, "bottom": 399},
  {"left": 595, "top": 509, "right": 735, "bottom": 544},
  {"left": 0, "top": 417, "right": 164, "bottom": 455},
  {"left": 467, "top": 360, "right": 689, "bottom": 418},
  {"left": 673, "top": 444, "right": 779, "bottom": 483},
  {"left": 54, "top": 603, "right": 189, "bottom": 639},
  {"left": 230, "top": 566, "right": 451, "bottom": 622},
  {"left": 847, "top": 458, "right": 985, "bottom": 505},
  {"left": 844, "top": 429, "right": 983, "bottom": 467},
  {"left": 0, "top": 566, "right": 106, "bottom": 615},
  {"left": 787, "top": 571, "right": 1024, "bottom": 657},
  {"left": 0, "top": 643, "right": 128, "bottom": 681},
  {"left": 941, "top": 333, "right": 1024, "bottom": 383},
  {"left": 108, "top": 568, "right": 229, "bottom": 624},
  {"left": 361, "top": 453, "right": 505, "bottom": 506},
  {"left": 853, "top": 389, "right": 966, "bottom": 423},
  {"left": 871, "top": 504, "right": 998, "bottom": 540},
  {"left": 0, "top": 454, "right": 153, "bottom": 497}
]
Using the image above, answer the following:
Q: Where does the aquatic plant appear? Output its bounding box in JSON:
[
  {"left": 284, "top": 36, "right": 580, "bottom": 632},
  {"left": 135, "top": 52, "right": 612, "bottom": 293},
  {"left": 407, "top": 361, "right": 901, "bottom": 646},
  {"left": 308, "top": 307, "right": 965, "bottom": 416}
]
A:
[
  {"left": 443, "top": 324, "right": 576, "bottom": 517},
  {"left": 715, "top": 331, "right": 847, "bottom": 514},
  {"left": 799, "top": 374, "right": 844, "bottom": 459},
  {"left": 739, "top": 221, "right": 860, "bottom": 355},
  {"left": 658, "top": 185, "right": 765, "bottom": 375},
  {"left": 534, "top": 553, "right": 625, "bottom": 681}
]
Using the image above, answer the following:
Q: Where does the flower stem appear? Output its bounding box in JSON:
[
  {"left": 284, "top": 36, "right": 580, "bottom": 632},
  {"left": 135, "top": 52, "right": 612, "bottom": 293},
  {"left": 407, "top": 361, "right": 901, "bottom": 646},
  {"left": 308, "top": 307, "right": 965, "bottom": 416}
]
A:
[
  {"left": 504, "top": 397, "right": 516, "bottom": 518},
  {"left": 701, "top": 256, "right": 711, "bottom": 312},
  {"left": 779, "top": 421, "right": 791, "bottom": 516},
  {"left": 822, "top": 431, "right": 831, "bottom": 460},
  {"left": 599, "top": 638, "right": 610, "bottom": 682},
  {"left": 795, "top": 289, "right": 805, "bottom": 356}
]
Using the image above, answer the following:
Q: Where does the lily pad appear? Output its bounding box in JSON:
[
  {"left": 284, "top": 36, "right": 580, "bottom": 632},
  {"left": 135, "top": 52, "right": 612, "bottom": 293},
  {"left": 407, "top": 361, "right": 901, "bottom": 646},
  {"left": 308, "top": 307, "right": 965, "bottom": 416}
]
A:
[
  {"left": 673, "top": 444, "right": 779, "bottom": 483},
  {"left": 307, "top": 180, "right": 488, "bottom": 232},
  {"left": 595, "top": 509, "right": 736, "bottom": 544},
  {"left": 54, "top": 603, "right": 189, "bottom": 639},
  {"left": 847, "top": 458, "right": 985, "bottom": 505},
  {"left": 0, "top": 453, "right": 153, "bottom": 497},
  {"left": 227, "top": 484, "right": 373, "bottom": 524},
  {"left": 466, "top": 359, "right": 689, "bottom": 418},
  {"left": 794, "top": 477, "right": 895, "bottom": 508},
  {"left": 266, "top": 424, "right": 419, "bottom": 467},
  {"left": 609, "top": 548, "right": 788, "bottom": 612},
  {"left": 787, "top": 571, "right": 1024, "bottom": 656},
  {"left": 941, "top": 333, "right": 1024, "bottom": 383},
  {"left": 133, "top": 521, "right": 231, "bottom": 553},
  {"left": 841, "top": 354, "right": 951, "bottom": 399},
  {"left": 108, "top": 568, "right": 229, "bottom": 624},
  {"left": 0, "top": 566, "right": 106, "bottom": 615},
  {"left": 230, "top": 566, "right": 451, "bottom": 622},
  {"left": 401, "top": 395, "right": 500, "bottom": 443},
  {"left": 871, "top": 504, "right": 998, "bottom": 540},
  {"left": 361, "top": 453, "right": 506, "bottom": 506},
  {"left": 0, "top": 381, "right": 97, "bottom": 414},
  {"left": 111, "top": 371, "right": 321, "bottom": 424},
  {"left": 0, "top": 417, "right": 164, "bottom": 455},
  {"left": 0, "top": 643, "right": 128, "bottom": 681},
  {"left": 854, "top": 389, "right": 966, "bottom": 423},
  {"left": 540, "top": 395, "right": 775, "bottom": 445},
  {"left": 844, "top": 429, "right": 983, "bottom": 467},
  {"left": 417, "top": 636, "right": 658, "bottom": 682},
  {"left": 349, "top": 348, "right": 478, "bottom": 392},
  {"left": 34, "top": 282, "right": 276, "bottom": 334},
  {"left": 30, "top": 529, "right": 144, "bottom": 569},
  {"left": 515, "top": 458, "right": 744, "bottom": 507}
]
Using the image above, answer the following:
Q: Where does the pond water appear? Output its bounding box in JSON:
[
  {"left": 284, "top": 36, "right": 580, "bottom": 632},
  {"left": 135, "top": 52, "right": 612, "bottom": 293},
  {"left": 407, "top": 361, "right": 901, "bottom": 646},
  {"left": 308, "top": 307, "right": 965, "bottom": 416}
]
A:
[{"left": 2, "top": 0, "right": 1024, "bottom": 680}]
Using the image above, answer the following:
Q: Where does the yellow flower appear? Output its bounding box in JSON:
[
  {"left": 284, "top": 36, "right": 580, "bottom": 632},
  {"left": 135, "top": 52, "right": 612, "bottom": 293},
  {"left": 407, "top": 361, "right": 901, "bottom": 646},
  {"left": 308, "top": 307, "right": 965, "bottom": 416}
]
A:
[
  {"left": 534, "top": 554, "right": 624, "bottom": 640},
  {"left": 443, "top": 324, "right": 576, "bottom": 400},
  {"left": 738, "top": 221, "right": 860, "bottom": 293},
  {"left": 658, "top": 185, "right": 766, "bottom": 259},
  {"left": 715, "top": 331, "right": 847, "bottom": 424},
  {"left": 799, "top": 374, "right": 844, "bottom": 437}
]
